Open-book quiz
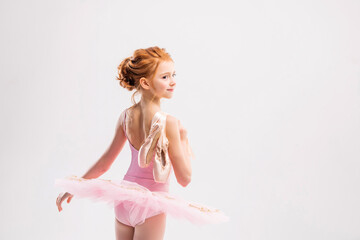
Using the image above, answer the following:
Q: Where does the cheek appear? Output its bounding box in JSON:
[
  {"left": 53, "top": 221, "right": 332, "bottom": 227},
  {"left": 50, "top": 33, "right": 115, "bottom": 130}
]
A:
[
  {"left": 161, "top": 82, "right": 168, "bottom": 89},
  {"left": 155, "top": 81, "right": 168, "bottom": 90},
  {"left": 152, "top": 78, "right": 168, "bottom": 91}
]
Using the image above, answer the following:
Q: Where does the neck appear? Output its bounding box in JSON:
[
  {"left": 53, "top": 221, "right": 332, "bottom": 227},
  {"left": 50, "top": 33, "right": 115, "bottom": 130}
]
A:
[{"left": 138, "top": 94, "right": 161, "bottom": 115}]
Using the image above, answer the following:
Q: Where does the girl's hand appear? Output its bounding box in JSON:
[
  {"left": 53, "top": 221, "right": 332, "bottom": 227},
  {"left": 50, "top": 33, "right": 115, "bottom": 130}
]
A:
[
  {"left": 177, "top": 120, "right": 188, "bottom": 140},
  {"left": 56, "top": 192, "right": 73, "bottom": 212},
  {"left": 177, "top": 119, "right": 195, "bottom": 160}
]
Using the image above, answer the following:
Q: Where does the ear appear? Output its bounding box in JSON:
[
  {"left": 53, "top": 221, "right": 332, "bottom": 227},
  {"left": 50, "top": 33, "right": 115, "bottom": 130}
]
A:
[{"left": 140, "top": 77, "right": 151, "bottom": 90}]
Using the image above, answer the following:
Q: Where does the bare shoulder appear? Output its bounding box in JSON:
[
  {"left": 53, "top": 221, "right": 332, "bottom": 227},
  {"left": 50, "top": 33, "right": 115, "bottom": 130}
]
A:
[
  {"left": 115, "top": 108, "right": 127, "bottom": 131},
  {"left": 165, "top": 114, "right": 178, "bottom": 123},
  {"left": 165, "top": 114, "right": 180, "bottom": 137}
]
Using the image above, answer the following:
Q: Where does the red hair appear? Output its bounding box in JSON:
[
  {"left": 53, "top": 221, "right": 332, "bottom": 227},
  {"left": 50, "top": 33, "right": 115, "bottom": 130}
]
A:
[{"left": 116, "top": 46, "right": 173, "bottom": 104}]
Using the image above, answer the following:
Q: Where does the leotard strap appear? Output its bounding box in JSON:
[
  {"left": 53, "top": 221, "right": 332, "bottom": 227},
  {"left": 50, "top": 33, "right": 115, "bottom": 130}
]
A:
[{"left": 123, "top": 108, "right": 129, "bottom": 139}]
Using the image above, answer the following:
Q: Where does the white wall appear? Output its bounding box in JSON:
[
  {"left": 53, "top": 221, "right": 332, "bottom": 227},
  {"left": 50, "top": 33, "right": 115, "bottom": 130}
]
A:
[{"left": 0, "top": 0, "right": 359, "bottom": 239}]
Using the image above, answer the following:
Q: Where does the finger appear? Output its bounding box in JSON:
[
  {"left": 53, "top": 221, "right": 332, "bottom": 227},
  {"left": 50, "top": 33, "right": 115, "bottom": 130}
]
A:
[
  {"left": 57, "top": 201, "right": 62, "bottom": 212},
  {"left": 56, "top": 196, "right": 61, "bottom": 208}
]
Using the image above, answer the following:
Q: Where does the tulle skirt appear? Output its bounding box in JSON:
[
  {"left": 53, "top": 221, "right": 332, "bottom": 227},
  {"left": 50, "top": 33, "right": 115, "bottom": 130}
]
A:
[{"left": 54, "top": 175, "right": 229, "bottom": 226}]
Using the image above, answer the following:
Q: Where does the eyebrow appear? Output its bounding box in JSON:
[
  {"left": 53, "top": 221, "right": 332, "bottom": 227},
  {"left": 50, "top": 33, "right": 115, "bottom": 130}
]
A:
[{"left": 160, "top": 71, "right": 176, "bottom": 75}]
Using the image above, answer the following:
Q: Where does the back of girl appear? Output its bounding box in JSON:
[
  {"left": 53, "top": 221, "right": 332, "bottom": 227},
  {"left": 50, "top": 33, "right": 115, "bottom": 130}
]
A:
[{"left": 55, "top": 46, "right": 228, "bottom": 240}]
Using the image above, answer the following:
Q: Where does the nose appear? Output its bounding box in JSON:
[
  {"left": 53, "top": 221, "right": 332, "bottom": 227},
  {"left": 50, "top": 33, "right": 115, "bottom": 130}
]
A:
[{"left": 170, "top": 76, "right": 176, "bottom": 85}]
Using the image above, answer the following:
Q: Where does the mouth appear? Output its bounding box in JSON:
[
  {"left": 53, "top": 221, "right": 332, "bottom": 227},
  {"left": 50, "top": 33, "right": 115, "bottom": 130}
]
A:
[{"left": 167, "top": 89, "right": 174, "bottom": 92}]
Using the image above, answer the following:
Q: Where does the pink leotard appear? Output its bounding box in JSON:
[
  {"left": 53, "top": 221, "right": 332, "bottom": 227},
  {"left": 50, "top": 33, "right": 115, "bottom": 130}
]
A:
[
  {"left": 54, "top": 108, "right": 230, "bottom": 226},
  {"left": 114, "top": 108, "right": 171, "bottom": 227}
]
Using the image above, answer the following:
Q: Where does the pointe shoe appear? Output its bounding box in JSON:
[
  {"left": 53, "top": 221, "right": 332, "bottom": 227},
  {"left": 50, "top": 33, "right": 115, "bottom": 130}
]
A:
[
  {"left": 138, "top": 112, "right": 165, "bottom": 168},
  {"left": 153, "top": 115, "right": 171, "bottom": 183}
]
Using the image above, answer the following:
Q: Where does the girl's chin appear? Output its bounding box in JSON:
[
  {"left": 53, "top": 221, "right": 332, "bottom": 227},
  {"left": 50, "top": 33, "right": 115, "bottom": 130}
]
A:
[{"left": 163, "top": 94, "right": 173, "bottom": 99}]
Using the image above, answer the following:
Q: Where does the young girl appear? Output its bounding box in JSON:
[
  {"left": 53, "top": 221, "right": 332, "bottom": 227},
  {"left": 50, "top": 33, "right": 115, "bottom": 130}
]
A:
[{"left": 55, "top": 46, "right": 228, "bottom": 240}]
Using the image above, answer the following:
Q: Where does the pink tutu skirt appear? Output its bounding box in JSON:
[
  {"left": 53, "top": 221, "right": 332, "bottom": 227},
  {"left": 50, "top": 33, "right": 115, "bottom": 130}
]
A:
[{"left": 54, "top": 175, "right": 229, "bottom": 226}]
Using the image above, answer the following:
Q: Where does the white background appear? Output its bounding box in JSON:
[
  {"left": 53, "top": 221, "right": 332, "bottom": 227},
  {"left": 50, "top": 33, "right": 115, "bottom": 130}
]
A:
[{"left": 0, "top": 0, "right": 359, "bottom": 239}]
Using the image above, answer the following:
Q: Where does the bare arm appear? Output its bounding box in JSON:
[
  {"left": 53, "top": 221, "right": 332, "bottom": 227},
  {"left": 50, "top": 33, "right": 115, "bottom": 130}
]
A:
[
  {"left": 56, "top": 112, "right": 127, "bottom": 212},
  {"left": 81, "top": 112, "right": 127, "bottom": 179},
  {"left": 166, "top": 115, "right": 192, "bottom": 187}
]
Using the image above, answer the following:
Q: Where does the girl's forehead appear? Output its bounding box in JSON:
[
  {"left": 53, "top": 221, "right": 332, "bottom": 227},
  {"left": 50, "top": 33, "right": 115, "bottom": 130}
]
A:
[{"left": 157, "top": 61, "right": 175, "bottom": 73}]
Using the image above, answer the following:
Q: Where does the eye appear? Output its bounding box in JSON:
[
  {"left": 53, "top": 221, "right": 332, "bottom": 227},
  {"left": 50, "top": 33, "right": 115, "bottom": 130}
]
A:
[{"left": 162, "top": 73, "right": 176, "bottom": 79}]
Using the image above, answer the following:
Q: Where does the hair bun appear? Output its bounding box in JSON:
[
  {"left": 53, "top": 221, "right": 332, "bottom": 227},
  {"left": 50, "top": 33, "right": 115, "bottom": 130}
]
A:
[{"left": 117, "top": 57, "right": 136, "bottom": 91}]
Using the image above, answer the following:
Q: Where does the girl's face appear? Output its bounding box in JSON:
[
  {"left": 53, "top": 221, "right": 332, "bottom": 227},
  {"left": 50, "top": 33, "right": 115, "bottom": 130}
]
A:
[{"left": 149, "top": 60, "right": 176, "bottom": 99}]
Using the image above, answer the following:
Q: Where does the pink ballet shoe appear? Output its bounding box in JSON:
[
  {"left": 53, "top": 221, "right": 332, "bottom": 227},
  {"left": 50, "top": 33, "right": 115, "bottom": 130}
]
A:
[
  {"left": 153, "top": 131, "right": 171, "bottom": 183},
  {"left": 138, "top": 112, "right": 164, "bottom": 168},
  {"left": 138, "top": 111, "right": 171, "bottom": 183}
]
